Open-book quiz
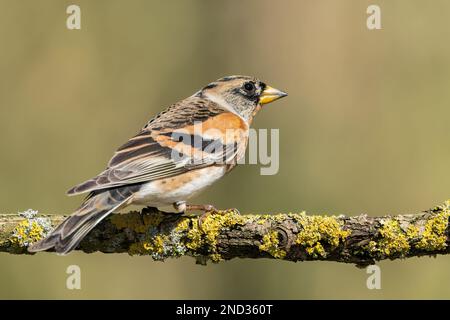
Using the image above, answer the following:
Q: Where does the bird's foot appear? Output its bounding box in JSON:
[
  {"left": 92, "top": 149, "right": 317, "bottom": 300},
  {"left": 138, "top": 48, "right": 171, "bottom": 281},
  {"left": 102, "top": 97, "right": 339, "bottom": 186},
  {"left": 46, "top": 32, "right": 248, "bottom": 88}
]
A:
[
  {"left": 173, "top": 202, "right": 241, "bottom": 228},
  {"left": 185, "top": 204, "right": 242, "bottom": 229},
  {"left": 176, "top": 203, "right": 218, "bottom": 228},
  {"left": 173, "top": 201, "right": 187, "bottom": 213},
  {"left": 185, "top": 204, "right": 218, "bottom": 213}
]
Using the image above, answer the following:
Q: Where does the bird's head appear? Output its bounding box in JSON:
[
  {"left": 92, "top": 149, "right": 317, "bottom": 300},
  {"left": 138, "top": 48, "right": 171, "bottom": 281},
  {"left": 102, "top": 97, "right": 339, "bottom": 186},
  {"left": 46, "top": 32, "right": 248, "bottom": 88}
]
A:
[{"left": 198, "top": 75, "right": 287, "bottom": 121}]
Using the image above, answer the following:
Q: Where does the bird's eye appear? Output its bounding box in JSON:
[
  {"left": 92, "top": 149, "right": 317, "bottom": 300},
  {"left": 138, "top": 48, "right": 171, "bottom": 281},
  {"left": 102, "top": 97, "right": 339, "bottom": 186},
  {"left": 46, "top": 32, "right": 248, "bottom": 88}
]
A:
[{"left": 243, "top": 82, "right": 255, "bottom": 93}]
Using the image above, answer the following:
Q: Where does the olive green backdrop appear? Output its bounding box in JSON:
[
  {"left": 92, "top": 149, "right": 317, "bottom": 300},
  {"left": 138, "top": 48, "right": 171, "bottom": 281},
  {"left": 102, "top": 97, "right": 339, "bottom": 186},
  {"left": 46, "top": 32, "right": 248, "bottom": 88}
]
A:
[{"left": 1, "top": 0, "right": 450, "bottom": 299}]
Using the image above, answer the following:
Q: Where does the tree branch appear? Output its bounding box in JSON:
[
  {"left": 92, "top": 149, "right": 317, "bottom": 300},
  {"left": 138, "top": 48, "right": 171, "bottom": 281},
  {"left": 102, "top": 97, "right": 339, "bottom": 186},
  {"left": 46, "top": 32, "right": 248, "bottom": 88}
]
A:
[{"left": 1, "top": 201, "right": 450, "bottom": 266}]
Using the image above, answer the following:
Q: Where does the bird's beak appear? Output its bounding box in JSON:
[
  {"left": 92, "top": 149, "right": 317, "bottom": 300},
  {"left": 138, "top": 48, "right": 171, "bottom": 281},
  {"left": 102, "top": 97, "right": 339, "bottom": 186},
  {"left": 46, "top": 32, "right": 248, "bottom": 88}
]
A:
[{"left": 259, "top": 86, "right": 288, "bottom": 105}]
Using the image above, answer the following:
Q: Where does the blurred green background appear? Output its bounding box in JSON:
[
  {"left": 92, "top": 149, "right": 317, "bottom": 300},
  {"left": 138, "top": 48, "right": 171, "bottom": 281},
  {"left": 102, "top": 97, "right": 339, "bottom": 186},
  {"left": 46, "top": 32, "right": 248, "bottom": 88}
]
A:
[{"left": 1, "top": 0, "right": 450, "bottom": 299}]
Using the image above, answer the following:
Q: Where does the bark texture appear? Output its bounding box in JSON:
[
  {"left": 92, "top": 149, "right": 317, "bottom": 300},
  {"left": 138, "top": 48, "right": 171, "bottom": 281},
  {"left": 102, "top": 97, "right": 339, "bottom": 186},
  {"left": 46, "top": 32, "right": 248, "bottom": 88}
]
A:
[{"left": 1, "top": 202, "right": 450, "bottom": 267}]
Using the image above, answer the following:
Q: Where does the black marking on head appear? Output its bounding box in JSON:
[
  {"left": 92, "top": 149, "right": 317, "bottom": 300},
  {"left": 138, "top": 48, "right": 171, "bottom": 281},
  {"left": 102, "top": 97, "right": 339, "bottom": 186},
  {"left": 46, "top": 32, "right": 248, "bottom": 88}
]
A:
[
  {"left": 217, "top": 76, "right": 248, "bottom": 82},
  {"left": 232, "top": 82, "right": 259, "bottom": 102},
  {"left": 203, "top": 83, "right": 218, "bottom": 90},
  {"left": 256, "top": 82, "right": 267, "bottom": 105}
]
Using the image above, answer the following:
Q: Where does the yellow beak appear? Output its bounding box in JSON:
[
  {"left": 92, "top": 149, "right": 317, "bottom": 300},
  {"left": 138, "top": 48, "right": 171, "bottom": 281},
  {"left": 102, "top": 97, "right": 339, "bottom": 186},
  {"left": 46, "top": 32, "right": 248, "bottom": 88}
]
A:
[{"left": 259, "top": 85, "right": 288, "bottom": 105}]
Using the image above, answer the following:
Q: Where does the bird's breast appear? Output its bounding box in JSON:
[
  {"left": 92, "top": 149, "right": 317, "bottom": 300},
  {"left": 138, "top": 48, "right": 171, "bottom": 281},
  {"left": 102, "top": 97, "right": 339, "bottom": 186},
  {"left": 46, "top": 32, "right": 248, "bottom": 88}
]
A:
[{"left": 132, "top": 166, "right": 227, "bottom": 206}]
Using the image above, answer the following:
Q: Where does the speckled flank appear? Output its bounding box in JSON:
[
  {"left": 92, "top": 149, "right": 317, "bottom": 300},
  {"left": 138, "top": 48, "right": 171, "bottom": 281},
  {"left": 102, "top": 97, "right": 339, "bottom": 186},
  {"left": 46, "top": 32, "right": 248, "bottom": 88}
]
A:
[{"left": 133, "top": 166, "right": 227, "bottom": 206}]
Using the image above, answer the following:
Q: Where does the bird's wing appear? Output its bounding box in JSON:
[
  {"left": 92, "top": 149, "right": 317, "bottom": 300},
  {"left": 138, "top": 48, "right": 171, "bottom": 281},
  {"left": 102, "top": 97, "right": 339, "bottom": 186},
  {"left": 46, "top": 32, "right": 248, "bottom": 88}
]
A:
[{"left": 67, "top": 96, "right": 249, "bottom": 195}]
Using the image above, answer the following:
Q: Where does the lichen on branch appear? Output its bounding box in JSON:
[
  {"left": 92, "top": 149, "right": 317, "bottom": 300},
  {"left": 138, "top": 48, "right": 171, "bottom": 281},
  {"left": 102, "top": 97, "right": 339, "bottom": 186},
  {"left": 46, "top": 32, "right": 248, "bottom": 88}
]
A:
[{"left": 0, "top": 201, "right": 449, "bottom": 267}]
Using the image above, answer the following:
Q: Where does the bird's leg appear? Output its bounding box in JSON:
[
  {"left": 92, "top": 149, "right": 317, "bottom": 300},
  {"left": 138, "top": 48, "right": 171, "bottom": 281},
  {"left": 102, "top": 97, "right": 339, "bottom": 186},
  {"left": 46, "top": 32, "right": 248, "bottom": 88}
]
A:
[
  {"left": 174, "top": 202, "right": 216, "bottom": 223},
  {"left": 184, "top": 204, "right": 227, "bottom": 229},
  {"left": 185, "top": 204, "right": 218, "bottom": 212},
  {"left": 174, "top": 202, "right": 240, "bottom": 227},
  {"left": 173, "top": 201, "right": 187, "bottom": 213}
]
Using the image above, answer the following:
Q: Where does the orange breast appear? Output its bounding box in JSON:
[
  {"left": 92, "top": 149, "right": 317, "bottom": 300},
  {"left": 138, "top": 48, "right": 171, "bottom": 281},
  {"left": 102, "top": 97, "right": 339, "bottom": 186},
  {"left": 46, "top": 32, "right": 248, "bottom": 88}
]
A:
[
  {"left": 152, "top": 111, "right": 249, "bottom": 160},
  {"left": 177, "top": 112, "right": 249, "bottom": 144}
]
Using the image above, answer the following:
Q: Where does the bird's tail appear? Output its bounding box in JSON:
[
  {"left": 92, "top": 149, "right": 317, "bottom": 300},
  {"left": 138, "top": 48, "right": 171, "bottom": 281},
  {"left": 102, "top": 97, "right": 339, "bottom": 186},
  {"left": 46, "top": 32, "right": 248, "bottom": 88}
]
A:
[{"left": 28, "top": 188, "right": 134, "bottom": 254}]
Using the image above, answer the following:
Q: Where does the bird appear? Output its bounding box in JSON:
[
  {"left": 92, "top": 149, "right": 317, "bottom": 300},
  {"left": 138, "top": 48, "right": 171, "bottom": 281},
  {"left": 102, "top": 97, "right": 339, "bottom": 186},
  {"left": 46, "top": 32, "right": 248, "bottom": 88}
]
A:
[{"left": 28, "top": 75, "right": 287, "bottom": 254}]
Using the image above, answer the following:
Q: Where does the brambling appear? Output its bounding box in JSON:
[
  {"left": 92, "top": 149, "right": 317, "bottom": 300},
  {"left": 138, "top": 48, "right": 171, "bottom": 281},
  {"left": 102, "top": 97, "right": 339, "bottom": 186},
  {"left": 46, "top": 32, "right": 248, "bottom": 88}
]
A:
[{"left": 28, "top": 75, "right": 287, "bottom": 254}]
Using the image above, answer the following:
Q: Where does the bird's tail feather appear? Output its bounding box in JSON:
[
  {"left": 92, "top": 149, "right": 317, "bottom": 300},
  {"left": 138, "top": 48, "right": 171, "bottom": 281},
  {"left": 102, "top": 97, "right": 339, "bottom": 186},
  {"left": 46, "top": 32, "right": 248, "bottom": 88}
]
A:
[{"left": 28, "top": 189, "right": 133, "bottom": 254}]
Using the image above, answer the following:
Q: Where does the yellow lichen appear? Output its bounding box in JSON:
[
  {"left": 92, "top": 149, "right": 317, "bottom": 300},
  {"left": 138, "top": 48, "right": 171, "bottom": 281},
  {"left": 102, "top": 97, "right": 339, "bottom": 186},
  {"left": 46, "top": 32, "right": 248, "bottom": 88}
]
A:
[
  {"left": 144, "top": 235, "right": 166, "bottom": 254},
  {"left": 295, "top": 213, "right": 350, "bottom": 258},
  {"left": 367, "top": 240, "right": 378, "bottom": 253},
  {"left": 142, "top": 242, "right": 152, "bottom": 251},
  {"left": 128, "top": 235, "right": 170, "bottom": 258},
  {"left": 305, "top": 243, "right": 326, "bottom": 257},
  {"left": 200, "top": 216, "right": 223, "bottom": 247},
  {"left": 111, "top": 212, "right": 181, "bottom": 259},
  {"left": 201, "top": 211, "right": 245, "bottom": 246},
  {"left": 368, "top": 219, "right": 410, "bottom": 256},
  {"left": 259, "top": 231, "right": 286, "bottom": 259},
  {"left": 10, "top": 220, "right": 45, "bottom": 247},
  {"left": 209, "top": 253, "right": 223, "bottom": 262},
  {"left": 185, "top": 210, "right": 246, "bottom": 260},
  {"left": 175, "top": 217, "right": 190, "bottom": 232},
  {"left": 123, "top": 210, "right": 246, "bottom": 261},
  {"left": 362, "top": 202, "right": 450, "bottom": 257},
  {"left": 116, "top": 201, "right": 450, "bottom": 263},
  {"left": 270, "top": 214, "right": 288, "bottom": 224},
  {"left": 406, "top": 225, "right": 420, "bottom": 239},
  {"left": 111, "top": 211, "right": 164, "bottom": 233},
  {"left": 415, "top": 206, "right": 449, "bottom": 251},
  {"left": 8, "top": 210, "right": 53, "bottom": 249},
  {"left": 186, "top": 219, "right": 203, "bottom": 250},
  {"left": 128, "top": 242, "right": 150, "bottom": 255}
]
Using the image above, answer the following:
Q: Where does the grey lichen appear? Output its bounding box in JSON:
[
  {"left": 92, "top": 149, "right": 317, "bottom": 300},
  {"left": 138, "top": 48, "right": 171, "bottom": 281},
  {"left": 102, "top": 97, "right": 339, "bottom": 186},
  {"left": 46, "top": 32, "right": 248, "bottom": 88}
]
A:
[
  {"left": 112, "top": 210, "right": 246, "bottom": 262},
  {"left": 10, "top": 209, "right": 53, "bottom": 248}
]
